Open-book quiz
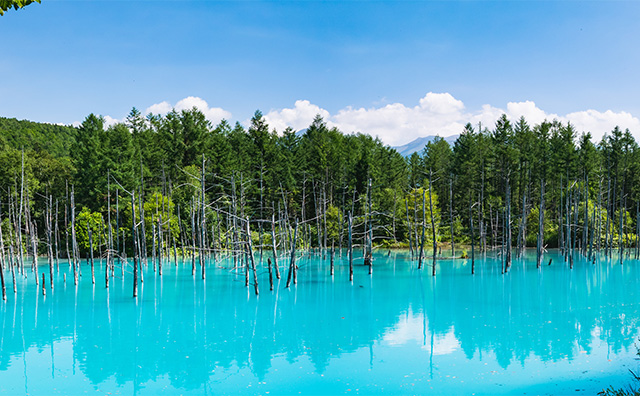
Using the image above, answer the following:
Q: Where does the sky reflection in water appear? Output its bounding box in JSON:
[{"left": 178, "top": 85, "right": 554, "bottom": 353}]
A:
[{"left": 0, "top": 249, "right": 639, "bottom": 395}]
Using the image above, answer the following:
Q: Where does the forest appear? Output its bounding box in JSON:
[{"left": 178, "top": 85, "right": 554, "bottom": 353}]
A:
[{"left": 0, "top": 107, "right": 638, "bottom": 297}]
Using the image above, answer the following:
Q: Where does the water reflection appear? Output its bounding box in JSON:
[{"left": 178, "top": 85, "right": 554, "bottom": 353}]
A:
[{"left": 0, "top": 250, "right": 639, "bottom": 393}]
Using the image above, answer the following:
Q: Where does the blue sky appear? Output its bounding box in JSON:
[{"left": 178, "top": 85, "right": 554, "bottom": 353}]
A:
[{"left": 2, "top": 0, "right": 640, "bottom": 145}]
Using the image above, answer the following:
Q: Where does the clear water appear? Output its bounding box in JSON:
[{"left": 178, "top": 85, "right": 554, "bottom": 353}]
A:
[{"left": 1, "top": 249, "right": 640, "bottom": 395}]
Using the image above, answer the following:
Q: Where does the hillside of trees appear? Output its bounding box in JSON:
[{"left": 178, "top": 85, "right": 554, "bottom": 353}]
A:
[{"left": 0, "top": 108, "right": 638, "bottom": 270}]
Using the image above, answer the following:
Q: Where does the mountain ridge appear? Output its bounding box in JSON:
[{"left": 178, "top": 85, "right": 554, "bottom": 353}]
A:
[{"left": 392, "top": 134, "right": 459, "bottom": 157}]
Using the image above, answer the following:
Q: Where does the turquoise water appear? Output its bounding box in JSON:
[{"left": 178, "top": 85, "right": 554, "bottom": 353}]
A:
[{"left": 1, "top": 249, "right": 640, "bottom": 395}]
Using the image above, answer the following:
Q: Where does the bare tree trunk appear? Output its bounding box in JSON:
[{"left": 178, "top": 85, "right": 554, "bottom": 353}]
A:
[
  {"left": 429, "top": 174, "right": 437, "bottom": 277},
  {"left": 392, "top": 189, "right": 397, "bottom": 242},
  {"left": 271, "top": 213, "right": 280, "bottom": 279},
  {"left": 405, "top": 197, "right": 413, "bottom": 259},
  {"left": 88, "top": 226, "right": 95, "bottom": 284},
  {"left": 470, "top": 198, "right": 475, "bottom": 275},
  {"left": 518, "top": 180, "right": 528, "bottom": 257},
  {"left": 130, "top": 192, "right": 139, "bottom": 298},
  {"left": 418, "top": 189, "right": 426, "bottom": 270},
  {"left": 268, "top": 257, "right": 273, "bottom": 291},
  {"left": 480, "top": 165, "right": 486, "bottom": 252},
  {"left": 566, "top": 185, "right": 572, "bottom": 263},
  {"left": 367, "top": 178, "right": 373, "bottom": 273},
  {"left": 449, "top": 176, "right": 455, "bottom": 258},
  {"left": 348, "top": 212, "right": 353, "bottom": 282},
  {"left": 9, "top": 244, "right": 16, "bottom": 294},
  {"left": 559, "top": 177, "right": 564, "bottom": 255},
  {"left": 619, "top": 194, "right": 625, "bottom": 265},
  {"left": 106, "top": 173, "right": 112, "bottom": 288},
  {"left": 200, "top": 154, "right": 206, "bottom": 280},
  {"left": 285, "top": 220, "right": 298, "bottom": 288},
  {"left": 46, "top": 195, "right": 54, "bottom": 291},
  {"left": 55, "top": 199, "right": 60, "bottom": 272},
  {"left": 505, "top": 175, "right": 512, "bottom": 272},
  {"left": 71, "top": 186, "right": 79, "bottom": 285},
  {"left": 191, "top": 206, "right": 196, "bottom": 276},
  {"left": 157, "top": 217, "right": 163, "bottom": 276},
  {"left": 583, "top": 174, "right": 589, "bottom": 256},
  {"left": 330, "top": 242, "right": 335, "bottom": 276},
  {"left": 246, "top": 218, "right": 259, "bottom": 295},
  {"left": 537, "top": 179, "right": 545, "bottom": 269},
  {"left": 0, "top": 204, "right": 6, "bottom": 300}
]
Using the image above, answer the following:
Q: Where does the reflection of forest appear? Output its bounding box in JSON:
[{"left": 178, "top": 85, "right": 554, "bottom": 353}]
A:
[{"left": 1, "top": 251, "right": 639, "bottom": 391}]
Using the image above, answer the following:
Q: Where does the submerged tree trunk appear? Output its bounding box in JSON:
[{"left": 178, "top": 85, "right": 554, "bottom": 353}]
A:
[
  {"left": 348, "top": 212, "right": 353, "bottom": 282},
  {"left": 89, "top": 226, "right": 95, "bottom": 284},
  {"left": 0, "top": 207, "right": 6, "bottom": 300},
  {"left": 537, "top": 179, "right": 545, "bottom": 269},
  {"left": 130, "top": 192, "right": 139, "bottom": 298},
  {"left": 46, "top": 195, "right": 55, "bottom": 292},
  {"left": 470, "top": 199, "right": 475, "bottom": 275},
  {"left": 505, "top": 175, "right": 512, "bottom": 272},
  {"left": 71, "top": 186, "right": 79, "bottom": 285},
  {"left": 246, "top": 218, "right": 259, "bottom": 296},
  {"left": 429, "top": 173, "right": 437, "bottom": 277},
  {"left": 271, "top": 213, "right": 280, "bottom": 279},
  {"left": 418, "top": 190, "right": 426, "bottom": 270},
  {"left": 285, "top": 220, "right": 298, "bottom": 288},
  {"left": 405, "top": 197, "right": 413, "bottom": 260},
  {"left": 268, "top": 257, "right": 273, "bottom": 291},
  {"left": 449, "top": 176, "right": 455, "bottom": 258}
]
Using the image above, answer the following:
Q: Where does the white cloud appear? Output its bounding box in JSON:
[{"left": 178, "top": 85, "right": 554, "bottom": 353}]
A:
[
  {"left": 145, "top": 101, "right": 172, "bottom": 115},
  {"left": 261, "top": 94, "right": 640, "bottom": 146},
  {"left": 263, "top": 100, "right": 330, "bottom": 132},
  {"left": 564, "top": 109, "right": 640, "bottom": 142},
  {"left": 103, "top": 115, "right": 121, "bottom": 129},
  {"left": 505, "top": 101, "right": 558, "bottom": 127},
  {"left": 144, "top": 96, "right": 232, "bottom": 125}
]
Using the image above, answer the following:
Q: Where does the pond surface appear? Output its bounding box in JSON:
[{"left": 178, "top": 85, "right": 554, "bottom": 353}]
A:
[{"left": 1, "top": 249, "right": 639, "bottom": 395}]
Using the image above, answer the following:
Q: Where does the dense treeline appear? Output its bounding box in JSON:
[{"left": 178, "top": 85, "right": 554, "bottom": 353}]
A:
[{"left": 1, "top": 108, "right": 639, "bottom": 278}]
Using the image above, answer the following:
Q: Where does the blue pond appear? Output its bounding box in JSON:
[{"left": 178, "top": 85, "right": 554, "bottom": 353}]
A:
[{"left": 1, "top": 249, "right": 639, "bottom": 395}]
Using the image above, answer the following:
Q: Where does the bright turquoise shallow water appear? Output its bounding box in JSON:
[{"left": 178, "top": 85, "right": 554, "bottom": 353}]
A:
[{"left": 1, "top": 249, "right": 640, "bottom": 395}]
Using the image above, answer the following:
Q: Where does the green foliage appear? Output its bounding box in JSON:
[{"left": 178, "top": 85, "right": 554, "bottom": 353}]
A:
[
  {"left": 0, "top": 0, "right": 40, "bottom": 15},
  {"left": 0, "top": 117, "right": 76, "bottom": 157},
  {"left": 143, "top": 192, "right": 180, "bottom": 241},
  {"left": 73, "top": 208, "right": 106, "bottom": 252},
  {"left": 325, "top": 204, "right": 342, "bottom": 243},
  {"left": 599, "top": 340, "right": 640, "bottom": 396}
]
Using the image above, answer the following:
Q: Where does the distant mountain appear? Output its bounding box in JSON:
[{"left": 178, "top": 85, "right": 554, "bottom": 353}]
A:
[{"left": 392, "top": 134, "right": 459, "bottom": 157}]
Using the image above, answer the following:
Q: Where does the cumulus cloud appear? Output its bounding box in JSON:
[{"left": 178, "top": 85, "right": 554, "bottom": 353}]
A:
[
  {"left": 145, "top": 96, "right": 232, "bottom": 125},
  {"left": 103, "top": 115, "right": 121, "bottom": 129},
  {"left": 263, "top": 100, "right": 330, "bottom": 132},
  {"left": 263, "top": 93, "right": 640, "bottom": 146},
  {"left": 564, "top": 109, "right": 640, "bottom": 141},
  {"left": 145, "top": 101, "right": 172, "bottom": 115}
]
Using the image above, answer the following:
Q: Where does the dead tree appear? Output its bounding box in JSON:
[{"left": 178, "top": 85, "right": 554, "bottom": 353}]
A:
[
  {"left": 428, "top": 172, "right": 437, "bottom": 277},
  {"left": 130, "top": 191, "right": 139, "bottom": 298},
  {"left": 536, "top": 179, "right": 545, "bottom": 269},
  {"left": 449, "top": 176, "right": 455, "bottom": 258},
  {"left": 88, "top": 226, "right": 95, "bottom": 284},
  {"left": 271, "top": 213, "right": 280, "bottom": 279},
  {"left": 285, "top": 220, "right": 298, "bottom": 288},
  {"left": 46, "top": 195, "right": 55, "bottom": 291},
  {"left": 348, "top": 212, "right": 353, "bottom": 282},
  {"left": 246, "top": 218, "right": 259, "bottom": 295},
  {"left": 0, "top": 204, "right": 6, "bottom": 300},
  {"left": 418, "top": 190, "right": 426, "bottom": 270},
  {"left": 71, "top": 186, "right": 79, "bottom": 285}
]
